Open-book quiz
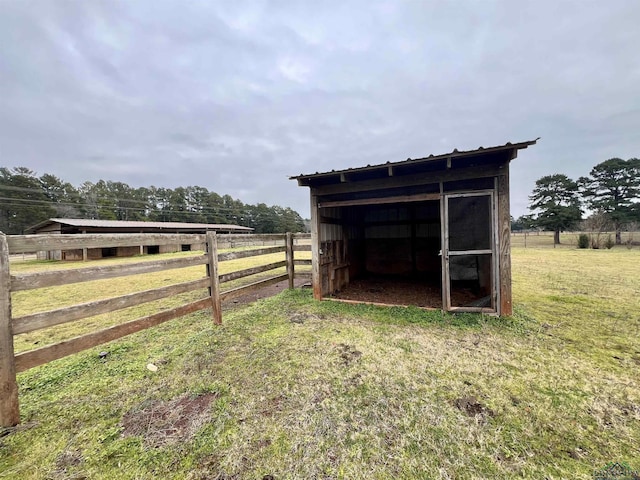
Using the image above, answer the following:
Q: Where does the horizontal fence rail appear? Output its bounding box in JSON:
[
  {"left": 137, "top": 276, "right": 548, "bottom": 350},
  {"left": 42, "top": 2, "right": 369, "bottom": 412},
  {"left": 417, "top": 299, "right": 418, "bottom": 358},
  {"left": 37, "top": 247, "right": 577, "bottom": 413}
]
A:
[
  {"left": 12, "top": 277, "right": 211, "bottom": 335},
  {"left": 11, "top": 255, "right": 210, "bottom": 291},
  {"left": 0, "top": 231, "right": 311, "bottom": 427}
]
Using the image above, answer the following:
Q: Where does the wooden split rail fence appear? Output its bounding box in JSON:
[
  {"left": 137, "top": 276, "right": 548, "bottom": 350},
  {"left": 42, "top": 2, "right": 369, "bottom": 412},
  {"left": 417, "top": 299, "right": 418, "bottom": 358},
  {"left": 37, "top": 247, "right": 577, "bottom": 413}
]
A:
[{"left": 0, "top": 231, "right": 311, "bottom": 427}]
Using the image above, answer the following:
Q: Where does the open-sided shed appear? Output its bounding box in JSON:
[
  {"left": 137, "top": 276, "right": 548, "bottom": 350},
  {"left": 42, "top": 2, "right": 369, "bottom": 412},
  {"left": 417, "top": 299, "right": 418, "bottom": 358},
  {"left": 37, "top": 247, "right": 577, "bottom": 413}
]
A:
[{"left": 291, "top": 139, "right": 538, "bottom": 315}]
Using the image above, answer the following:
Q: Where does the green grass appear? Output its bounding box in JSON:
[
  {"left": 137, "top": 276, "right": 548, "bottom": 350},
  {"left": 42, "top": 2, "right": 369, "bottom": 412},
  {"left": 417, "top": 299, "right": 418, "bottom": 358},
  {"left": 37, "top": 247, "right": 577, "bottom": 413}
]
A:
[
  {"left": 1, "top": 246, "right": 638, "bottom": 479},
  {"left": 511, "top": 231, "right": 637, "bottom": 248}
]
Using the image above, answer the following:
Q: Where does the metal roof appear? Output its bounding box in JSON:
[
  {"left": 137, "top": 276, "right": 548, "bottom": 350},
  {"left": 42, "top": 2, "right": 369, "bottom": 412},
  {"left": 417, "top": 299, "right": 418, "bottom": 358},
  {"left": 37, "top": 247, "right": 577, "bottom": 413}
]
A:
[
  {"left": 290, "top": 138, "right": 539, "bottom": 183},
  {"left": 25, "top": 218, "right": 253, "bottom": 234}
]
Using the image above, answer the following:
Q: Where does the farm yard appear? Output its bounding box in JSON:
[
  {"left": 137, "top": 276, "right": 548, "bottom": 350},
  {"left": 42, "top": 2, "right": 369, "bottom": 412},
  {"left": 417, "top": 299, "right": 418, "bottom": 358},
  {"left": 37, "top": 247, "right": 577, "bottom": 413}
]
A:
[
  {"left": 0, "top": 242, "right": 639, "bottom": 479},
  {"left": 3, "top": 2, "right": 640, "bottom": 479}
]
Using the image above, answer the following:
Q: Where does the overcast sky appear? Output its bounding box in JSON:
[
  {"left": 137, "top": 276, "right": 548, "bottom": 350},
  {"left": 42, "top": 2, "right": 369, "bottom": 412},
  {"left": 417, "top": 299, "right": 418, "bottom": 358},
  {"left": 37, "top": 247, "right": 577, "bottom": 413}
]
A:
[{"left": 1, "top": 1, "right": 639, "bottom": 218}]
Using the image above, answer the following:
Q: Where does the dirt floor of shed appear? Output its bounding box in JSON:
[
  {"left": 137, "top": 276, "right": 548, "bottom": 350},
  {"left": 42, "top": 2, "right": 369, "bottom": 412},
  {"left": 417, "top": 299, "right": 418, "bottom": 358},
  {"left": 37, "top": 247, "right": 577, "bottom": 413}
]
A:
[
  {"left": 331, "top": 276, "right": 482, "bottom": 308},
  {"left": 241, "top": 276, "right": 484, "bottom": 310}
]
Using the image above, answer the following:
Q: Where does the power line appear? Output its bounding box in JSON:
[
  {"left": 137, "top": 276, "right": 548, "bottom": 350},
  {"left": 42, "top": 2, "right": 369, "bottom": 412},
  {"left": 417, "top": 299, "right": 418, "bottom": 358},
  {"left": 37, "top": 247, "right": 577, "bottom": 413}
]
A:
[
  {"left": 0, "top": 185, "right": 298, "bottom": 215},
  {"left": 0, "top": 184, "right": 246, "bottom": 210},
  {"left": 0, "top": 196, "right": 302, "bottom": 222}
]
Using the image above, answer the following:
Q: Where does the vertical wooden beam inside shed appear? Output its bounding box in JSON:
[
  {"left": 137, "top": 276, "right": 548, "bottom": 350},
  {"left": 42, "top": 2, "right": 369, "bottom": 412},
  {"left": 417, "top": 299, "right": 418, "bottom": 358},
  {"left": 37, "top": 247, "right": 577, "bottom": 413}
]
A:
[
  {"left": 497, "top": 163, "right": 512, "bottom": 315},
  {"left": 310, "top": 191, "right": 322, "bottom": 300}
]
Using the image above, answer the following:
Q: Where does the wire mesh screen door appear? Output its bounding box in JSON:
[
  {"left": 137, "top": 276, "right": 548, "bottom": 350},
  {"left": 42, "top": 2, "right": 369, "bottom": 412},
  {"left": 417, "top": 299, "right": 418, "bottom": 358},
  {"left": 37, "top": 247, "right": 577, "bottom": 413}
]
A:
[{"left": 443, "top": 192, "right": 497, "bottom": 311}]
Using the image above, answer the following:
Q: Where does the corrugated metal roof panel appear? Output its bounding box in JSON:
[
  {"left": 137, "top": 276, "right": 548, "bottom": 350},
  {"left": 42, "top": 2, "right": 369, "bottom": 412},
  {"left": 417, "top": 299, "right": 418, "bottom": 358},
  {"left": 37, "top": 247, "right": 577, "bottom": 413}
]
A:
[
  {"left": 25, "top": 218, "right": 253, "bottom": 234},
  {"left": 290, "top": 138, "right": 539, "bottom": 181}
]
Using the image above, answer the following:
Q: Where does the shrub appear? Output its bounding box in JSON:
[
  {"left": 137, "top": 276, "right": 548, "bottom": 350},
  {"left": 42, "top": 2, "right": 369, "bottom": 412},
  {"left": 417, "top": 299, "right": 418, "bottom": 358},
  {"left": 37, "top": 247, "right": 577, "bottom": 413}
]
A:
[
  {"left": 604, "top": 235, "right": 615, "bottom": 249},
  {"left": 578, "top": 234, "right": 589, "bottom": 249}
]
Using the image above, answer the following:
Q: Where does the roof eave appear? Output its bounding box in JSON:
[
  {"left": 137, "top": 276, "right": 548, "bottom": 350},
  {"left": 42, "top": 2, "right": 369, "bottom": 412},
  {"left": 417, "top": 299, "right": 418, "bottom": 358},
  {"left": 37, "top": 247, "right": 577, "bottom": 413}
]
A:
[{"left": 290, "top": 138, "right": 539, "bottom": 185}]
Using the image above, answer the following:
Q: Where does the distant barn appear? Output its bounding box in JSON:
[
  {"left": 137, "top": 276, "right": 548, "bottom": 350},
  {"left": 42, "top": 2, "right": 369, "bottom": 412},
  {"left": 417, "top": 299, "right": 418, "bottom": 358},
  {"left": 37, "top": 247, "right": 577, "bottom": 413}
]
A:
[
  {"left": 291, "top": 139, "right": 538, "bottom": 316},
  {"left": 25, "top": 218, "right": 253, "bottom": 261}
]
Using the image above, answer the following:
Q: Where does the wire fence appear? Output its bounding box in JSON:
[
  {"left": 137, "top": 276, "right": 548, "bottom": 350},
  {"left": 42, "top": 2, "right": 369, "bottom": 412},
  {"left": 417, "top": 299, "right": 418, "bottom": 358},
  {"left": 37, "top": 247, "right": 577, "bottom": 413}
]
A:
[{"left": 511, "top": 231, "right": 639, "bottom": 249}]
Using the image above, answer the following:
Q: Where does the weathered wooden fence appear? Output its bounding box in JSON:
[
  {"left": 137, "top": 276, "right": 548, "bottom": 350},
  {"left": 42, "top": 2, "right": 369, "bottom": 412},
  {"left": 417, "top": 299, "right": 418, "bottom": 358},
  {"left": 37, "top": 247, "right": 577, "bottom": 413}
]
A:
[{"left": 0, "top": 231, "right": 311, "bottom": 427}]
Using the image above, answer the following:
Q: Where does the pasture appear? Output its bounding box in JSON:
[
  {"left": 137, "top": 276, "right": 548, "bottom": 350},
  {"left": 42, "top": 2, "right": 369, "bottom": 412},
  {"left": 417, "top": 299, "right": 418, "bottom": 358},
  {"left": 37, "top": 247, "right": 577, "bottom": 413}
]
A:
[{"left": 0, "top": 245, "right": 638, "bottom": 479}]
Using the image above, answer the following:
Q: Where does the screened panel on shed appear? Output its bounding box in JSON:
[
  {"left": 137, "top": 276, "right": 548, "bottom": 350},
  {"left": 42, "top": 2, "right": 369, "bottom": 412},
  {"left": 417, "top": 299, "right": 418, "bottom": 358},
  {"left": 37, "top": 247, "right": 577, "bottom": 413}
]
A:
[{"left": 448, "top": 196, "right": 491, "bottom": 251}]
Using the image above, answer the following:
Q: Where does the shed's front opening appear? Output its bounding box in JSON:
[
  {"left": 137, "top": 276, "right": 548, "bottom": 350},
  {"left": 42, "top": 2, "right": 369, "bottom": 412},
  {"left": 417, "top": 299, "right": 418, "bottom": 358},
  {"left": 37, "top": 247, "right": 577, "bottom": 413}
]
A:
[
  {"left": 329, "top": 199, "right": 443, "bottom": 308},
  {"left": 318, "top": 191, "right": 497, "bottom": 312}
]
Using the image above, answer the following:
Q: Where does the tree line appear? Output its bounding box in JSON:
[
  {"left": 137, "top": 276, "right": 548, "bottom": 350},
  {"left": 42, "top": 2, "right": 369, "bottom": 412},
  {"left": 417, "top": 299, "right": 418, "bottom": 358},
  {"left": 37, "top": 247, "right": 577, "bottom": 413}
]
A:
[
  {"left": 512, "top": 158, "right": 640, "bottom": 245},
  {"left": 0, "top": 167, "right": 307, "bottom": 235}
]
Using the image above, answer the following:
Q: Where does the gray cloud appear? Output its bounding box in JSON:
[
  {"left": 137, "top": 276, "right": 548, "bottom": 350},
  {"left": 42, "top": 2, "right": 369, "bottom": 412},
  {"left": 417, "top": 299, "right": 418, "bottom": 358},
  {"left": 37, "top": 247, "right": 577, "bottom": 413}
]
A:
[{"left": 1, "top": 0, "right": 639, "bottom": 218}]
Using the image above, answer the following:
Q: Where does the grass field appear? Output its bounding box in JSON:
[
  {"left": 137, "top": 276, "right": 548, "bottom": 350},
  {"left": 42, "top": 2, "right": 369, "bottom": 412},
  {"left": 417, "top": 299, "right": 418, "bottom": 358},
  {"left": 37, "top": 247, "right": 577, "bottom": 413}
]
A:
[
  {"left": 511, "top": 230, "right": 638, "bottom": 249},
  {"left": 0, "top": 245, "right": 638, "bottom": 479}
]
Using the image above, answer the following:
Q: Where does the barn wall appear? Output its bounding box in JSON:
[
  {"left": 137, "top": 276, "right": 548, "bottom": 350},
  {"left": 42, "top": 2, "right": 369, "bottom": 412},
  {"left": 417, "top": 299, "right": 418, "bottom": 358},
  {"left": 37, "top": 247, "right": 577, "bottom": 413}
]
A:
[
  {"left": 38, "top": 250, "right": 61, "bottom": 261},
  {"left": 36, "top": 223, "right": 61, "bottom": 260},
  {"left": 191, "top": 242, "right": 206, "bottom": 251},
  {"left": 117, "top": 246, "right": 141, "bottom": 257},
  {"left": 61, "top": 249, "right": 84, "bottom": 261},
  {"left": 159, "top": 244, "right": 179, "bottom": 254}
]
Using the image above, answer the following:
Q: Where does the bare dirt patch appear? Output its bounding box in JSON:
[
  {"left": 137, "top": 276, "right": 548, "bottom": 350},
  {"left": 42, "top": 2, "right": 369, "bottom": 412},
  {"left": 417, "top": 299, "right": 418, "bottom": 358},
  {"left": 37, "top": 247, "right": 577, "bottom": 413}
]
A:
[
  {"left": 222, "top": 278, "right": 309, "bottom": 310},
  {"left": 121, "top": 392, "right": 217, "bottom": 448},
  {"left": 337, "top": 343, "right": 362, "bottom": 366},
  {"left": 454, "top": 396, "right": 494, "bottom": 418}
]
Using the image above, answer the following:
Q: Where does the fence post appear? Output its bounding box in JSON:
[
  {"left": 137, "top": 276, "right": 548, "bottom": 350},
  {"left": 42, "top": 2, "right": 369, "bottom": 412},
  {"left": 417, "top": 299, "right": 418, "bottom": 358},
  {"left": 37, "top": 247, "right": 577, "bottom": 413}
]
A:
[
  {"left": 206, "top": 231, "right": 222, "bottom": 325},
  {"left": 0, "top": 233, "right": 20, "bottom": 427},
  {"left": 286, "top": 232, "right": 294, "bottom": 289}
]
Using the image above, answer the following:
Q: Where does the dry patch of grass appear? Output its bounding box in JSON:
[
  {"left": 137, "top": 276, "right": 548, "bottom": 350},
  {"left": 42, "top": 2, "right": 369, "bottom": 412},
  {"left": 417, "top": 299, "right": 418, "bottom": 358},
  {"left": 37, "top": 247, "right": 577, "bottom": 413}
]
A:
[
  {"left": 121, "top": 392, "right": 219, "bottom": 448},
  {"left": 0, "top": 247, "right": 638, "bottom": 479}
]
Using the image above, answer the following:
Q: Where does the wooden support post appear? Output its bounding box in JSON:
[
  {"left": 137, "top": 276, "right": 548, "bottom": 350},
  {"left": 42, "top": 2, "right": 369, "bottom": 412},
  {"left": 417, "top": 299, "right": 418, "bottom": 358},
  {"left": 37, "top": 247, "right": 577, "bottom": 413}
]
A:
[
  {"left": 286, "top": 232, "right": 294, "bottom": 289},
  {"left": 497, "top": 165, "right": 512, "bottom": 316},
  {"left": 0, "top": 233, "right": 20, "bottom": 427},
  {"left": 310, "top": 193, "right": 322, "bottom": 300},
  {"left": 206, "top": 231, "right": 222, "bottom": 325},
  {"left": 439, "top": 182, "right": 449, "bottom": 311}
]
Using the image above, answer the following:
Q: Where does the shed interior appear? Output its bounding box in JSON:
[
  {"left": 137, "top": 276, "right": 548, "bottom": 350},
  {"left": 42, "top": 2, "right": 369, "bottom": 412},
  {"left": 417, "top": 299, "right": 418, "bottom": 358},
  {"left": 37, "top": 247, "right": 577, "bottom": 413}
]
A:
[{"left": 318, "top": 179, "right": 496, "bottom": 309}]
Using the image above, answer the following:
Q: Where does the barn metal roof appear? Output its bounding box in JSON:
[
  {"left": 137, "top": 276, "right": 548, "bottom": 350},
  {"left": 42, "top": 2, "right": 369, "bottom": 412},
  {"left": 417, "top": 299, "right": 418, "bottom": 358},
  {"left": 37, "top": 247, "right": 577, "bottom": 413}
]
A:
[
  {"left": 25, "top": 218, "right": 253, "bottom": 234},
  {"left": 291, "top": 138, "right": 539, "bottom": 185}
]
